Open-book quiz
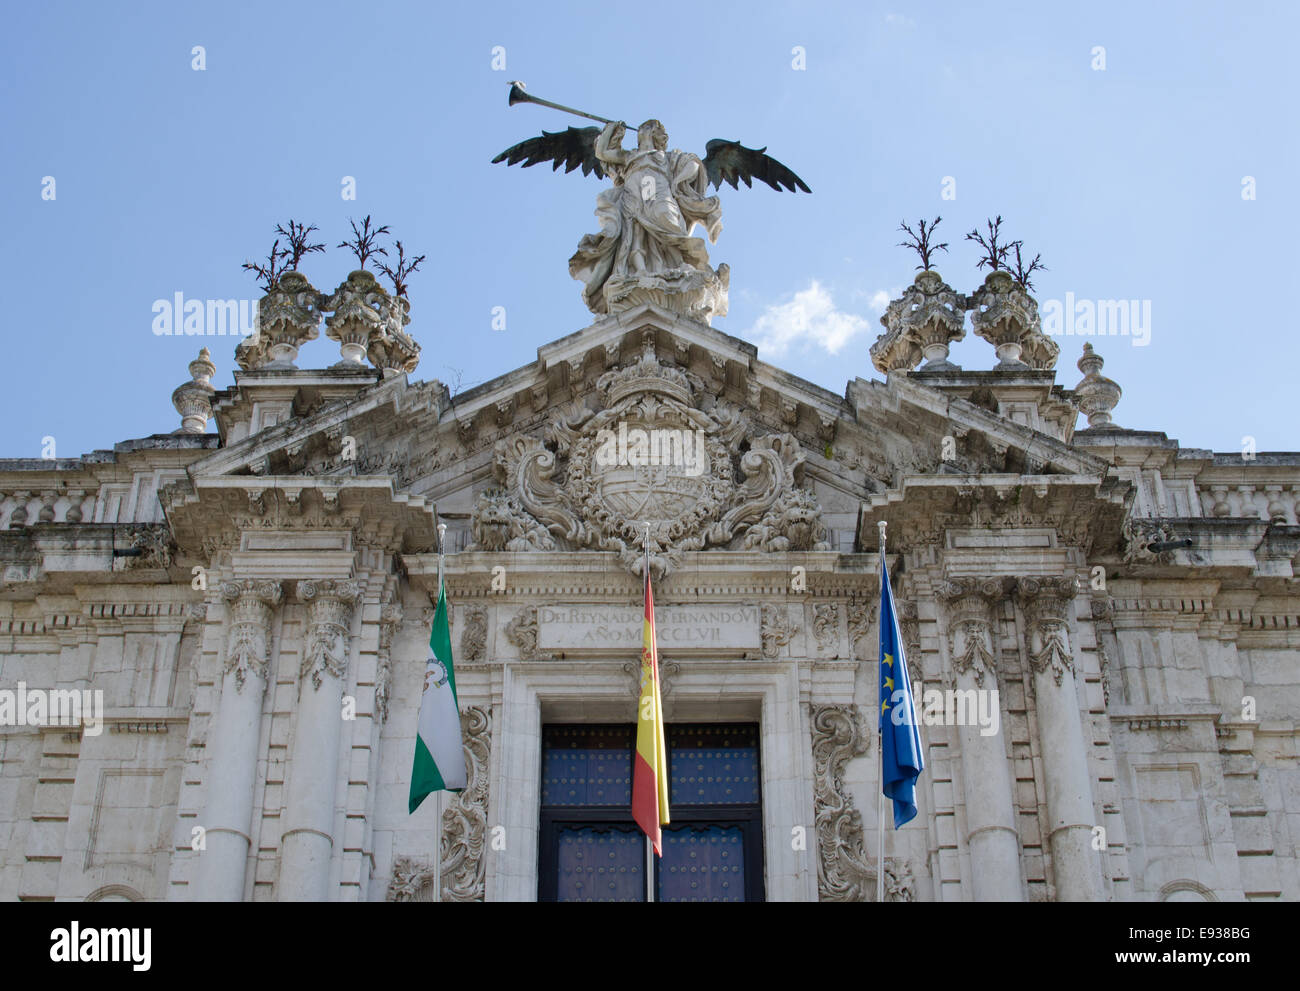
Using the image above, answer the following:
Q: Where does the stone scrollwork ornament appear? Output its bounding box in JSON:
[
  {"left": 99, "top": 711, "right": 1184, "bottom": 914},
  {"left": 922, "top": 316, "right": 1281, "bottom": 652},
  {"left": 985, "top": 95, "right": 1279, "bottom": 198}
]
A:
[
  {"left": 809, "top": 704, "right": 915, "bottom": 902},
  {"left": 468, "top": 339, "right": 829, "bottom": 579},
  {"left": 440, "top": 705, "right": 492, "bottom": 902}
]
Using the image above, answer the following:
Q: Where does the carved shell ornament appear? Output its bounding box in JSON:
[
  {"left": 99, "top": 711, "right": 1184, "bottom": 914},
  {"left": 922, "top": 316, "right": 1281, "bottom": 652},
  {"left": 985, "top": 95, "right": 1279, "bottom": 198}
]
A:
[{"left": 469, "top": 344, "right": 829, "bottom": 577}]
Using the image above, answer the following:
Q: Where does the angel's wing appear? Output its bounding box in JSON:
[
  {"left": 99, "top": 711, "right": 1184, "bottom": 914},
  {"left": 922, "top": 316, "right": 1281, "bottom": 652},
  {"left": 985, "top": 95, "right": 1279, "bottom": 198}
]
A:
[
  {"left": 490, "top": 126, "right": 606, "bottom": 179},
  {"left": 703, "top": 139, "right": 811, "bottom": 194}
]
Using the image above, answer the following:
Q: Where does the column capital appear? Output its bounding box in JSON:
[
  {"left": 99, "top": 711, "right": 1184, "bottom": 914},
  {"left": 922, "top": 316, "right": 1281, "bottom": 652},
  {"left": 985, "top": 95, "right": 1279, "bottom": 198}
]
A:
[
  {"left": 296, "top": 579, "right": 363, "bottom": 690},
  {"left": 1014, "top": 576, "right": 1076, "bottom": 685},
  {"left": 936, "top": 578, "right": 1010, "bottom": 688},
  {"left": 218, "top": 579, "right": 283, "bottom": 692}
]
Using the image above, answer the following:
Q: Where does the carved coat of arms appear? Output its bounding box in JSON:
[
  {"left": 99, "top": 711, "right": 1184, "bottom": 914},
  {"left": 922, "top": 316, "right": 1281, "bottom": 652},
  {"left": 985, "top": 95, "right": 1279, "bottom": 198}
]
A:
[{"left": 469, "top": 340, "right": 829, "bottom": 577}]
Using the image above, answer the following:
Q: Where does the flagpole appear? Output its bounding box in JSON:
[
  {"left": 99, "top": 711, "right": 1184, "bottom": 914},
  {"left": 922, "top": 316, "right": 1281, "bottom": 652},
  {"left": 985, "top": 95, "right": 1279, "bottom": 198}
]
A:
[
  {"left": 437, "top": 522, "right": 446, "bottom": 593},
  {"left": 877, "top": 520, "right": 887, "bottom": 905},
  {"left": 642, "top": 522, "right": 656, "bottom": 903}
]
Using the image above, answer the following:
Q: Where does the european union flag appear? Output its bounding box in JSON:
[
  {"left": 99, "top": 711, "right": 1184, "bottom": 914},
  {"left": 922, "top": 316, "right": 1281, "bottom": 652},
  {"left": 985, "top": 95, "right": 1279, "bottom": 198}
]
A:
[{"left": 879, "top": 554, "right": 924, "bottom": 828}]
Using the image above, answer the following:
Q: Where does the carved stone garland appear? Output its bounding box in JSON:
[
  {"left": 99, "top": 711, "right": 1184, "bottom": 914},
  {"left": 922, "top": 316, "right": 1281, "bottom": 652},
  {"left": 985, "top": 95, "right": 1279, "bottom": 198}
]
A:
[
  {"left": 809, "top": 703, "right": 914, "bottom": 902},
  {"left": 440, "top": 705, "right": 492, "bottom": 902}
]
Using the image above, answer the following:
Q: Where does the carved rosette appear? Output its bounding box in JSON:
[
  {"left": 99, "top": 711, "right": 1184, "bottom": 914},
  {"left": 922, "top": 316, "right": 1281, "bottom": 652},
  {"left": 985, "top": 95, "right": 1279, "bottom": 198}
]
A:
[
  {"left": 324, "top": 269, "right": 389, "bottom": 366},
  {"left": 810, "top": 704, "right": 915, "bottom": 902},
  {"left": 870, "top": 269, "right": 967, "bottom": 373},
  {"left": 936, "top": 577, "right": 1010, "bottom": 688},
  {"left": 469, "top": 343, "right": 828, "bottom": 579},
  {"left": 296, "top": 579, "right": 362, "bottom": 690},
  {"left": 219, "top": 579, "right": 283, "bottom": 692},
  {"left": 238, "top": 271, "right": 324, "bottom": 370},
  {"left": 440, "top": 705, "right": 492, "bottom": 902},
  {"left": 1015, "top": 576, "right": 1077, "bottom": 686},
  {"left": 968, "top": 270, "right": 1059, "bottom": 369}
]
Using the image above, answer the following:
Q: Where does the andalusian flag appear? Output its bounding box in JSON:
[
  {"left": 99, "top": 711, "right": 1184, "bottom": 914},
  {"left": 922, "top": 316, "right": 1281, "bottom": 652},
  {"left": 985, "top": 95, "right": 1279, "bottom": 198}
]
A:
[
  {"left": 632, "top": 568, "right": 670, "bottom": 855},
  {"left": 409, "top": 580, "right": 467, "bottom": 813}
]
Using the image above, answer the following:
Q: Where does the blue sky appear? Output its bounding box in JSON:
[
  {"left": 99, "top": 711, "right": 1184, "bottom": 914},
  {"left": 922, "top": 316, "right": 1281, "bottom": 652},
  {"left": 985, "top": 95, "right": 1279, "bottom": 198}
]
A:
[{"left": 2, "top": 1, "right": 1295, "bottom": 460}]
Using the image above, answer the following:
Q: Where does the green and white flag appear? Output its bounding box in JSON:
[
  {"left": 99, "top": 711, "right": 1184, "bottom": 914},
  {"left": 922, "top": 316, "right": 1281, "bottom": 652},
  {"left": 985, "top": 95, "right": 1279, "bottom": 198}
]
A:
[{"left": 409, "top": 580, "right": 467, "bottom": 813}]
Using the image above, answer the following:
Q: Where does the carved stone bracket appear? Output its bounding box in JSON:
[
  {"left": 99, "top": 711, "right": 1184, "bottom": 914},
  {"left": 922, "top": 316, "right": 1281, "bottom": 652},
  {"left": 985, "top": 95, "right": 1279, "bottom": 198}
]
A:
[
  {"left": 812, "top": 603, "right": 840, "bottom": 654},
  {"left": 1015, "top": 576, "right": 1077, "bottom": 686},
  {"left": 296, "top": 579, "right": 362, "bottom": 690},
  {"left": 440, "top": 705, "right": 492, "bottom": 902},
  {"left": 459, "top": 606, "right": 487, "bottom": 662},
  {"left": 810, "top": 704, "right": 915, "bottom": 902},
  {"left": 505, "top": 606, "right": 549, "bottom": 660},
  {"left": 761, "top": 604, "right": 798, "bottom": 659},
  {"left": 847, "top": 598, "right": 877, "bottom": 661},
  {"left": 219, "top": 579, "right": 283, "bottom": 693}
]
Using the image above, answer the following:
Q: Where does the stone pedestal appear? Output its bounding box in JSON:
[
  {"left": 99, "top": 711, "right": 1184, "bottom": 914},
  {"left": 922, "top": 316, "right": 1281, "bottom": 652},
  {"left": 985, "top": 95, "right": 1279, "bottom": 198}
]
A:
[
  {"left": 278, "top": 580, "right": 361, "bottom": 901},
  {"left": 938, "top": 578, "right": 1022, "bottom": 901},
  {"left": 1017, "top": 576, "right": 1103, "bottom": 901},
  {"left": 192, "top": 579, "right": 282, "bottom": 901}
]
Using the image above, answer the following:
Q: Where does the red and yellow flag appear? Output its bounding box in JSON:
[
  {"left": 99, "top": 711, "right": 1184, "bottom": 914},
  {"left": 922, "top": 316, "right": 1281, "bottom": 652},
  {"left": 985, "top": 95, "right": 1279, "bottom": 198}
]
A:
[{"left": 632, "top": 568, "right": 670, "bottom": 855}]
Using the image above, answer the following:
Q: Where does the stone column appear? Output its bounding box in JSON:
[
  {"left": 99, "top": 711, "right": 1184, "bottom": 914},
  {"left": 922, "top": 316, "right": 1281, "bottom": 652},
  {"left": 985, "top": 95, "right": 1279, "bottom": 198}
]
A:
[
  {"left": 193, "top": 579, "right": 282, "bottom": 901},
  {"left": 279, "top": 579, "right": 361, "bottom": 901},
  {"left": 1016, "top": 576, "right": 1103, "bottom": 901},
  {"left": 937, "top": 578, "right": 1022, "bottom": 901}
]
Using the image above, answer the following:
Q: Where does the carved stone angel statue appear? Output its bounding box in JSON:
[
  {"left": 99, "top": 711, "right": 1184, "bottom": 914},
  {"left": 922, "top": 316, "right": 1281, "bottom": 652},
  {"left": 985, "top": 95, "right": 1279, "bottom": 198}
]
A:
[{"left": 493, "top": 84, "right": 810, "bottom": 324}]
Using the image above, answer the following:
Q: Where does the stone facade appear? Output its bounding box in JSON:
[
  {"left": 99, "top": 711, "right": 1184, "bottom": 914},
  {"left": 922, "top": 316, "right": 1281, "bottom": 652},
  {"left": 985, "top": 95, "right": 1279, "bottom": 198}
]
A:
[{"left": 1, "top": 298, "right": 1297, "bottom": 902}]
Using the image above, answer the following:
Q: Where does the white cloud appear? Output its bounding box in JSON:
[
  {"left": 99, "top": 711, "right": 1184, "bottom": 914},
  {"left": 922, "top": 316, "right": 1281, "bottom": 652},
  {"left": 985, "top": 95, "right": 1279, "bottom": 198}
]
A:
[{"left": 747, "top": 281, "right": 874, "bottom": 358}]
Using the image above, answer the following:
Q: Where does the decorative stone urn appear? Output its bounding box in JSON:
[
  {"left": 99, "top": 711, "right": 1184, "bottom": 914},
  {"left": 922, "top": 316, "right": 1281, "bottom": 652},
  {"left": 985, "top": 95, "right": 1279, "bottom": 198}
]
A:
[
  {"left": 171, "top": 348, "right": 217, "bottom": 433},
  {"left": 237, "top": 271, "right": 324, "bottom": 370},
  {"left": 367, "top": 294, "right": 422, "bottom": 378},
  {"left": 870, "top": 269, "right": 967, "bottom": 374},
  {"left": 1072, "top": 343, "right": 1121, "bottom": 427},
  {"left": 325, "top": 270, "right": 389, "bottom": 366},
  {"left": 968, "top": 270, "right": 1059, "bottom": 370}
]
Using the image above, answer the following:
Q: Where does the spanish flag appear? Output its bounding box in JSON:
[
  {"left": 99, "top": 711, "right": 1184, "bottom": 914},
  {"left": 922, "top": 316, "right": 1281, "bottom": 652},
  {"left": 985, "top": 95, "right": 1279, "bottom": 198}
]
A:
[{"left": 632, "top": 568, "right": 670, "bottom": 855}]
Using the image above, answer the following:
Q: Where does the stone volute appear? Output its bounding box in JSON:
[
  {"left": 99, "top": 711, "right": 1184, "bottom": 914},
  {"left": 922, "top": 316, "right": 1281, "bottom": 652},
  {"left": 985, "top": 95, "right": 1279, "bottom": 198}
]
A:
[
  {"left": 1072, "top": 343, "right": 1121, "bottom": 427},
  {"left": 172, "top": 347, "right": 217, "bottom": 433},
  {"left": 871, "top": 269, "right": 967, "bottom": 374},
  {"left": 325, "top": 269, "right": 390, "bottom": 366},
  {"left": 968, "top": 269, "right": 1059, "bottom": 370}
]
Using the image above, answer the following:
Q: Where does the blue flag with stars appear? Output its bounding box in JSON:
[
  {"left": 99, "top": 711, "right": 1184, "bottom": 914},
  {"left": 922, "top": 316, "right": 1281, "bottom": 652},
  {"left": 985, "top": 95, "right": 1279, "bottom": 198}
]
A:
[{"left": 879, "top": 553, "right": 924, "bottom": 828}]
